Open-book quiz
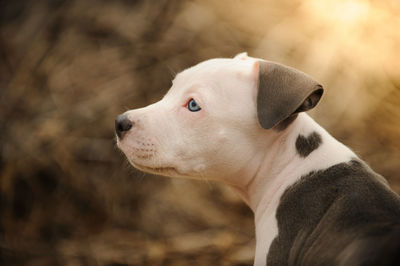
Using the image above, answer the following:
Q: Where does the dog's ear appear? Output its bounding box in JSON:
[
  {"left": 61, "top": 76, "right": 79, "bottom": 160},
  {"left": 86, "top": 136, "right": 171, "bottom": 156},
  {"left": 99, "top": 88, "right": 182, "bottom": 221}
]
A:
[
  {"left": 234, "top": 52, "right": 249, "bottom": 60},
  {"left": 256, "top": 60, "right": 324, "bottom": 130}
]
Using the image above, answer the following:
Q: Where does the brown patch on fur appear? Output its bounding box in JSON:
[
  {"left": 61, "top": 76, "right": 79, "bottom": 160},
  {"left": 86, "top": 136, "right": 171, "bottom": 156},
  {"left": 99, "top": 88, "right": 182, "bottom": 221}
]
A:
[{"left": 295, "top": 132, "right": 322, "bottom": 157}]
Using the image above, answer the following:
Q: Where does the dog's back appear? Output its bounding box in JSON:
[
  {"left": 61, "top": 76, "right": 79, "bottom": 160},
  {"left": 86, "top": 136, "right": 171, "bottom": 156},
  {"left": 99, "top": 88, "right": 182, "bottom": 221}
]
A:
[{"left": 267, "top": 160, "right": 400, "bottom": 266}]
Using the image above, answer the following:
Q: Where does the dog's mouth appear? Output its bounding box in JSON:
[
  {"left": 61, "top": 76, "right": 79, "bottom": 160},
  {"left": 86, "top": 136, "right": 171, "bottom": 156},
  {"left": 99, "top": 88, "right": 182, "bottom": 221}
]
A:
[{"left": 133, "top": 162, "right": 181, "bottom": 176}]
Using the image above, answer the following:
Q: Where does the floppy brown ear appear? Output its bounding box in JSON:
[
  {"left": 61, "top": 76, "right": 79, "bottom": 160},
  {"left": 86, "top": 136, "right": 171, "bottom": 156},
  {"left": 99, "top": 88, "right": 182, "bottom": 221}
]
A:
[{"left": 256, "top": 60, "right": 324, "bottom": 130}]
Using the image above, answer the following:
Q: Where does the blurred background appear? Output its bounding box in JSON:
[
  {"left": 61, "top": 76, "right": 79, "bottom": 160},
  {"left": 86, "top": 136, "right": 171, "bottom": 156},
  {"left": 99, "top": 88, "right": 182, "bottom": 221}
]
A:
[{"left": 0, "top": 0, "right": 399, "bottom": 265}]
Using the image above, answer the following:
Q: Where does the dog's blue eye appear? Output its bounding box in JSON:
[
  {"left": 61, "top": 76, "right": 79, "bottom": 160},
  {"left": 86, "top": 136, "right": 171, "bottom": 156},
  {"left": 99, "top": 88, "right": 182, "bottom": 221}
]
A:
[{"left": 187, "top": 99, "right": 201, "bottom": 112}]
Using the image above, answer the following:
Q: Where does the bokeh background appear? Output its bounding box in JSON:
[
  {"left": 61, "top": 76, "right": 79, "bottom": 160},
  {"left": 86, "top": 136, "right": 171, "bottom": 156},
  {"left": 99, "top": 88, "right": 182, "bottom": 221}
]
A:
[{"left": 0, "top": 0, "right": 399, "bottom": 265}]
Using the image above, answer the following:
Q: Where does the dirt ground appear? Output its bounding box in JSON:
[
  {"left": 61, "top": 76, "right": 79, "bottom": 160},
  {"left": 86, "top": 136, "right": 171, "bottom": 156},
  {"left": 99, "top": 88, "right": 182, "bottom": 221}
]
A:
[{"left": 1, "top": 1, "right": 399, "bottom": 265}]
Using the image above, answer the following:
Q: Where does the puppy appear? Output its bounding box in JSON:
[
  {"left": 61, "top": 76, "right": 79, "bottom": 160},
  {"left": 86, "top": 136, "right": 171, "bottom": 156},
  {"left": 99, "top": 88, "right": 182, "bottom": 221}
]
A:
[{"left": 116, "top": 53, "right": 400, "bottom": 266}]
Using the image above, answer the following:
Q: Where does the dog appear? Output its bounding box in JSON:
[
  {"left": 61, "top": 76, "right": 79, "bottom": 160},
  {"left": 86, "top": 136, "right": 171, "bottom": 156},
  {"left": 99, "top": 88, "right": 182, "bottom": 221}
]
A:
[{"left": 115, "top": 53, "right": 400, "bottom": 266}]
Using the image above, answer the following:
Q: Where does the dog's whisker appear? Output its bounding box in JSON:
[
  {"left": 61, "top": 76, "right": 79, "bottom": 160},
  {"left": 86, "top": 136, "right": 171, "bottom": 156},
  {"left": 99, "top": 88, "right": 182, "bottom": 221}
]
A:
[{"left": 165, "top": 64, "right": 178, "bottom": 79}]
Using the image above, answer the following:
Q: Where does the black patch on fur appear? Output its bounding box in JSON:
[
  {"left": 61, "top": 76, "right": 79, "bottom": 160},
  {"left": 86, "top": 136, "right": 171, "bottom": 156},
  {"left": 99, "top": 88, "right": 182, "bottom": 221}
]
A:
[
  {"left": 295, "top": 131, "right": 322, "bottom": 157},
  {"left": 12, "top": 177, "right": 34, "bottom": 220},
  {"left": 266, "top": 160, "right": 400, "bottom": 265}
]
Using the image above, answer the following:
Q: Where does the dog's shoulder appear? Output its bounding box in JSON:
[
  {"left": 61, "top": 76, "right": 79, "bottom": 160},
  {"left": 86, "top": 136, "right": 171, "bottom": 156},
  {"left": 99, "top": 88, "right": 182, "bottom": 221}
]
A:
[
  {"left": 282, "top": 159, "right": 400, "bottom": 211},
  {"left": 267, "top": 159, "right": 400, "bottom": 265}
]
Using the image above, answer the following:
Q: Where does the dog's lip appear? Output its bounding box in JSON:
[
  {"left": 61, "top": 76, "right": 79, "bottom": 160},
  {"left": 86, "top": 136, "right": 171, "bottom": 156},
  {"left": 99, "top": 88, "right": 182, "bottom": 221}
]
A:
[{"left": 133, "top": 162, "right": 181, "bottom": 175}]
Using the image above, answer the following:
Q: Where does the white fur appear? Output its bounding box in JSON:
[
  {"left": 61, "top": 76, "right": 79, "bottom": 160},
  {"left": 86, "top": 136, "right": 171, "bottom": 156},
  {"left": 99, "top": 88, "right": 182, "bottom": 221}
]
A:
[{"left": 116, "top": 55, "right": 357, "bottom": 266}]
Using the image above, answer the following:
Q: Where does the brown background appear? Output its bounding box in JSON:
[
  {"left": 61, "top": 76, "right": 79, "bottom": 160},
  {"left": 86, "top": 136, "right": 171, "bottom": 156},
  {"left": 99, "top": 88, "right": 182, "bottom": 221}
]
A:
[{"left": 0, "top": 0, "right": 399, "bottom": 265}]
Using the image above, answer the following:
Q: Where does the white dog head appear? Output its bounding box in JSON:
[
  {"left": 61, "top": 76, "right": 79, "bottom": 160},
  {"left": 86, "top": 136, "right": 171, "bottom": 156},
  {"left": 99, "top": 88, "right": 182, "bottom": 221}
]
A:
[{"left": 116, "top": 53, "right": 323, "bottom": 186}]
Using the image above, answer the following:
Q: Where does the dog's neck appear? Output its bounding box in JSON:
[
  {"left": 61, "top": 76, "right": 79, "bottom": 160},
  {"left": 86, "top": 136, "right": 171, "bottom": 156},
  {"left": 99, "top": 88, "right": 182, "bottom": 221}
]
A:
[
  {"left": 226, "top": 113, "right": 356, "bottom": 265},
  {"left": 228, "top": 113, "right": 356, "bottom": 221}
]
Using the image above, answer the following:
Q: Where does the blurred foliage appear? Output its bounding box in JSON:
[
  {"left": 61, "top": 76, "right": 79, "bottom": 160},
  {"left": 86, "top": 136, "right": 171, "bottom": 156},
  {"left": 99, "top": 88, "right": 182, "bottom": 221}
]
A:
[{"left": 0, "top": 0, "right": 399, "bottom": 265}]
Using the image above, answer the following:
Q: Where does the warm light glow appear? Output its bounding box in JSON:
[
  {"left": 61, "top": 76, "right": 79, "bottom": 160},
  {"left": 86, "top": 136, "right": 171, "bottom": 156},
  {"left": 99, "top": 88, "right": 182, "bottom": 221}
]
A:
[
  {"left": 333, "top": 1, "right": 370, "bottom": 23},
  {"left": 307, "top": 0, "right": 370, "bottom": 25}
]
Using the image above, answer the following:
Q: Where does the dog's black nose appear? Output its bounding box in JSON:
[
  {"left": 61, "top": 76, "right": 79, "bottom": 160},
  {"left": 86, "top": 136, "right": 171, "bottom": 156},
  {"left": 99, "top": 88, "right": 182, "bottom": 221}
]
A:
[{"left": 115, "top": 114, "right": 133, "bottom": 139}]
